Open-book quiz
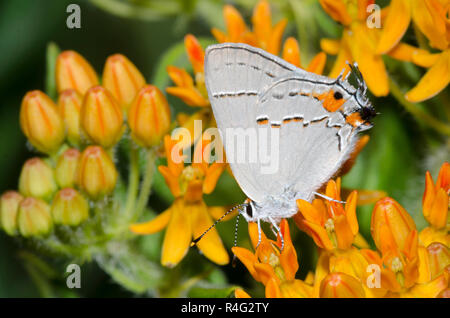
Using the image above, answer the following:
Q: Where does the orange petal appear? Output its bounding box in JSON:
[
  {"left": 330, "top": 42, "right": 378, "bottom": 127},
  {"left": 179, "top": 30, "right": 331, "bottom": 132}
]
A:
[
  {"left": 254, "top": 262, "right": 278, "bottom": 286},
  {"left": 412, "top": 0, "right": 448, "bottom": 51},
  {"left": 232, "top": 246, "right": 260, "bottom": 281},
  {"left": 436, "top": 162, "right": 450, "bottom": 191},
  {"left": 334, "top": 214, "right": 354, "bottom": 250},
  {"left": 166, "top": 65, "right": 194, "bottom": 88},
  {"left": 428, "top": 188, "right": 449, "bottom": 229},
  {"left": 211, "top": 28, "right": 228, "bottom": 43},
  {"left": 302, "top": 219, "right": 334, "bottom": 250},
  {"left": 161, "top": 198, "right": 191, "bottom": 267},
  {"left": 319, "top": 0, "right": 352, "bottom": 26},
  {"left": 405, "top": 50, "right": 450, "bottom": 102},
  {"left": 158, "top": 166, "right": 180, "bottom": 197},
  {"left": 278, "top": 220, "right": 298, "bottom": 281},
  {"left": 388, "top": 43, "right": 435, "bottom": 64},
  {"left": 329, "top": 37, "right": 352, "bottom": 79},
  {"left": 248, "top": 221, "right": 269, "bottom": 250},
  {"left": 296, "top": 199, "right": 324, "bottom": 225},
  {"left": 203, "top": 163, "right": 225, "bottom": 194},
  {"left": 320, "top": 38, "right": 340, "bottom": 55},
  {"left": 282, "top": 37, "right": 301, "bottom": 68},
  {"left": 307, "top": 52, "right": 327, "bottom": 75},
  {"left": 265, "top": 277, "right": 282, "bottom": 298},
  {"left": 184, "top": 34, "right": 204, "bottom": 74},
  {"left": 129, "top": 208, "right": 172, "bottom": 234},
  {"left": 267, "top": 19, "right": 288, "bottom": 56},
  {"left": 252, "top": 0, "right": 272, "bottom": 47},
  {"left": 376, "top": 0, "right": 411, "bottom": 54},
  {"left": 235, "top": 288, "right": 251, "bottom": 298},
  {"left": 345, "top": 191, "right": 359, "bottom": 235},
  {"left": 224, "top": 5, "right": 248, "bottom": 42},
  {"left": 404, "top": 272, "right": 448, "bottom": 297},
  {"left": 165, "top": 86, "right": 209, "bottom": 107},
  {"left": 348, "top": 26, "right": 389, "bottom": 96},
  {"left": 191, "top": 201, "right": 229, "bottom": 265}
]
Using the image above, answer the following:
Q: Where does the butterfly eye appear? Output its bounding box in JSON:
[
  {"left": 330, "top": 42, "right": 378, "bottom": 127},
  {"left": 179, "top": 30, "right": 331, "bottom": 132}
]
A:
[
  {"left": 359, "top": 105, "right": 377, "bottom": 122},
  {"left": 245, "top": 204, "right": 253, "bottom": 218}
]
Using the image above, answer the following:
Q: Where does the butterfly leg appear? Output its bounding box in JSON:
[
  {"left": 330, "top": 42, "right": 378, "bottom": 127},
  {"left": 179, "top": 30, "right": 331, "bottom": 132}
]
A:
[
  {"left": 268, "top": 216, "right": 284, "bottom": 251},
  {"left": 255, "top": 218, "right": 262, "bottom": 249},
  {"left": 313, "top": 191, "right": 346, "bottom": 204}
]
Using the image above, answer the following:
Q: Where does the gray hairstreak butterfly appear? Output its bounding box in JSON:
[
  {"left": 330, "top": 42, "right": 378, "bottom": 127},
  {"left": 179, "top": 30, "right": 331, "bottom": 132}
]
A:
[{"left": 192, "top": 43, "right": 375, "bottom": 248}]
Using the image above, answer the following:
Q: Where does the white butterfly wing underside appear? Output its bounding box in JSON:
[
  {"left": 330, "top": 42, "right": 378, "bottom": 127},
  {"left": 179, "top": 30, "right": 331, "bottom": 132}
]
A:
[{"left": 205, "top": 43, "right": 361, "bottom": 203}]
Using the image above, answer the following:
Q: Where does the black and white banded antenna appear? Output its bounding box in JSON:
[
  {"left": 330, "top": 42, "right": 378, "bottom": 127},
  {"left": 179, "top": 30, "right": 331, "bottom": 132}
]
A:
[{"left": 191, "top": 203, "right": 247, "bottom": 247}]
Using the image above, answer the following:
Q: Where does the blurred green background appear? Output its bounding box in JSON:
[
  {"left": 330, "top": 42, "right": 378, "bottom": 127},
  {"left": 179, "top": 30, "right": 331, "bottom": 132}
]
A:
[{"left": 0, "top": 0, "right": 448, "bottom": 297}]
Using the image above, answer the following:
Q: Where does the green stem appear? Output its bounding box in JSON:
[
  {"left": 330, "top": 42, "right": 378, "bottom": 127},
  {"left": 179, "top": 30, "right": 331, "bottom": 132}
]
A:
[
  {"left": 389, "top": 79, "right": 450, "bottom": 136},
  {"left": 134, "top": 147, "right": 157, "bottom": 222},
  {"left": 124, "top": 145, "right": 140, "bottom": 219}
]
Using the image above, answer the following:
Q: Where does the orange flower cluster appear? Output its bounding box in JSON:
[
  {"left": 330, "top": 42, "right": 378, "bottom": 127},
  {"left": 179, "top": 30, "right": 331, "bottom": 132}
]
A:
[
  {"left": 234, "top": 162, "right": 449, "bottom": 298},
  {"left": 0, "top": 50, "right": 171, "bottom": 237},
  {"left": 130, "top": 133, "right": 231, "bottom": 267}
]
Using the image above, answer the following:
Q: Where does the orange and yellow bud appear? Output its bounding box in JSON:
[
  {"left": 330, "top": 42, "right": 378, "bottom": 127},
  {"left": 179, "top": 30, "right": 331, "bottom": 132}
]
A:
[
  {"left": 58, "top": 89, "right": 82, "bottom": 146},
  {"left": 0, "top": 191, "right": 23, "bottom": 235},
  {"left": 20, "top": 90, "right": 65, "bottom": 154},
  {"left": 128, "top": 85, "right": 171, "bottom": 148},
  {"left": 102, "top": 54, "right": 146, "bottom": 113},
  {"left": 80, "top": 86, "right": 124, "bottom": 148},
  {"left": 51, "top": 188, "right": 89, "bottom": 226},
  {"left": 371, "top": 197, "right": 417, "bottom": 255},
  {"left": 55, "top": 50, "right": 99, "bottom": 95},
  {"left": 319, "top": 272, "right": 365, "bottom": 298},
  {"left": 422, "top": 162, "right": 449, "bottom": 230},
  {"left": 18, "top": 158, "right": 57, "bottom": 201},
  {"left": 418, "top": 242, "right": 450, "bottom": 283},
  {"left": 55, "top": 148, "right": 80, "bottom": 189},
  {"left": 17, "top": 197, "right": 53, "bottom": 237},
  {"left": 76, "top": 146, "right": 118, "bottom": 199}
]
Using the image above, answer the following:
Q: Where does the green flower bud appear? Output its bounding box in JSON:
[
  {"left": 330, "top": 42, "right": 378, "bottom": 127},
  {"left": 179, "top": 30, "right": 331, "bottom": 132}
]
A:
[
  {"left": 51, "top": 188, "right": 89, "bottom": 226},
  {"left": 17, "top": 197, "right": 53, "bottom": 237},
  {"left": 0, "top": 191, "right": 24, "bottom": 235}
]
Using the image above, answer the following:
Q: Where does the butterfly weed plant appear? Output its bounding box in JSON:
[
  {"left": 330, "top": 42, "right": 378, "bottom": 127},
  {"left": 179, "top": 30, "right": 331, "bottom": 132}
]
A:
[{"left": 0, "top": 0, "right": 449, "bottom": 298}]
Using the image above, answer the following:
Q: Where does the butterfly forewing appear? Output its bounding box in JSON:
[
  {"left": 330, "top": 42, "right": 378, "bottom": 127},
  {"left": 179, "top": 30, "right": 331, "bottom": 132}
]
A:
[{"left": 205, "top": 43, "right": 361, "bottom": 204}]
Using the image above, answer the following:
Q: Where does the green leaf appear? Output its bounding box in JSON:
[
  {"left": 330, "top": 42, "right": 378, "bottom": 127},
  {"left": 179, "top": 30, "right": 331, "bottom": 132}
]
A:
[{"left": 187, "top": 285, "right": 238, "bottom": 298}]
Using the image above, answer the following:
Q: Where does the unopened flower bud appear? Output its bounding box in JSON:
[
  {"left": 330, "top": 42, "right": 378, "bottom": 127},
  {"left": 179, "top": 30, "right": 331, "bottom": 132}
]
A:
[
  {"left": 20, "top": 90, "right": 65, "bottom": 154},
  {"left": 51, "top": 188, "right": 89, "bottom": 226},
  {"left": 56, "top": 50, "right": 99, "bottom": 95},
  {"left": 0, "top": 191, "right": 23, "bottom": 235},
  {"left": 55, "top": 148, "right": 80, "bottom": 188},
  {"left": 58, "top": 89, "right": 82, "bottom": 146},
  {"left": 19, "top": 158, "right": 57, "bottom": 200},
  {"left": 320, "top": 272, "right": 365, "bottom": 298},
  {"left": 76, "top": 146, "right": 118, "bottom": 199},
  {"left": 371, "top": 197, "right": 416, "bottom": 254},
  {"left": 17, "top": 197, "right": 53, "bottom": 237},
  {"left": 102, "top": 54, "right": 146, "bottom": 113},
  {"left": 80, "top": 86, "right": 124, "bottom": 148},
  {"left": 128, "top": 85, "right": 171, "bottom": 147}
]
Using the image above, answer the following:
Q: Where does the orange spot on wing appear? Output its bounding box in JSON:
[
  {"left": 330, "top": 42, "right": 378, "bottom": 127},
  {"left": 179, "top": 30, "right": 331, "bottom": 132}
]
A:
[
  {"left": 346, "top": 112, "right": 363, "bottom": 127},
  {"left": 316, "top": 90, "right": 346, "bottom": 112}
]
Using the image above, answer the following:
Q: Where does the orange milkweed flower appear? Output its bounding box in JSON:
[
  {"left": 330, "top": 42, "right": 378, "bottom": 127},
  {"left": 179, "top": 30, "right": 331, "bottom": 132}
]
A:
[
  {"left": 166, "top": 34, "right": 209, "bottom": 108},
  {"left": 370, "top": 197, "right": 420, "bottom": 291},
  {"left": 211, "top": 0, "right": 287, "bottom": 56},
  {"left": 420, "top": 162, "right": 449, "bottom": 246},
  {"left": 364, "top": 0, "right": 450, "bottom": 102},
  {"left": 281, "top": 37, "right": 327, "bottom": 75},
  {"left": 130, "top": 134, "right": 229, "bottom": 267},
  {"left": 319, "top": 0, "right": 394, "bottom": 96},
  {"left": 232, "top": 219, "right": 313, "bottom": 298},
  {"left": 295, "top": 178, "right": 359, "bottom": 251}
]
